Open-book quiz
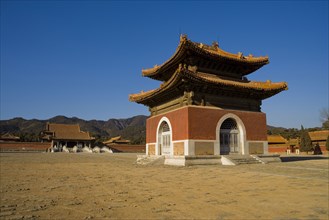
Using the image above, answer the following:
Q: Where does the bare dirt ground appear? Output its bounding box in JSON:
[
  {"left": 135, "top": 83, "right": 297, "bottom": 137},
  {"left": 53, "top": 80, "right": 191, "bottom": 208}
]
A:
[{"left": 0, "top": 153, "right": 328, "bottom": 220}]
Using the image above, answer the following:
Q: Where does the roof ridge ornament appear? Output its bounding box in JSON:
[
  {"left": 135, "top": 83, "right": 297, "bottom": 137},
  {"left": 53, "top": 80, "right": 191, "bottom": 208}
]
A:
[
  {"left": 180, "top": 34, "right": 188, "bottom": 42},
  {"left": 178, "top": 63, "right": 188, "bottom": 71},
  {"left": 212, "top": 41, "right": 219, "bottom": 49},
  {"left": 188, "top": 65, "right": 198, "bottom": 73}
]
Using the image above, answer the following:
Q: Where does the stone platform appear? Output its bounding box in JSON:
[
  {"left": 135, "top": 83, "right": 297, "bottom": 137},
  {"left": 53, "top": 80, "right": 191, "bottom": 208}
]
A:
[{"left": 137, "top": 154, "right": 281, "bottom": 166}]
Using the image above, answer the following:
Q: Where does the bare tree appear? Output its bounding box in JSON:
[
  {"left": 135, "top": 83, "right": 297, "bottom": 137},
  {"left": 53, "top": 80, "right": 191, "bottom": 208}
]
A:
[{"left": 320, "top": 107, "right": 329, "bottom": 129}]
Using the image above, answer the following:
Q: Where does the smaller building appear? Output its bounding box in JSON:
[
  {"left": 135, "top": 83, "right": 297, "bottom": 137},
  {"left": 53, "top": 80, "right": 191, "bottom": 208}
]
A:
[
  {"left": 103, "top": 136, "right": 145, "bottom": 153},
  {"left": 0, "top": 133, "right": 20, "bottom": 142},
  {"left": 268, "top": 130, "right": 329, "bottom": 154},
  {"left": 103, "top": 136, "right": 130, "bottom": 145},
  {"left": 267, "top": 135, "right": 288, "bottom": 154},
  {"left": 308, "top": 130, "right": 329, "bottom": 152},
  {"left": 40, "top": 123, "right": 94, "bottom": 151}
]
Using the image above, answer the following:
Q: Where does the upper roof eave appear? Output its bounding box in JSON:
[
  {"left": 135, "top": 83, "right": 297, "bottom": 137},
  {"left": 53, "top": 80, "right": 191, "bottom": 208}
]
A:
[{"left": 142, "top": 35, "right": 269, "bottom": 80}]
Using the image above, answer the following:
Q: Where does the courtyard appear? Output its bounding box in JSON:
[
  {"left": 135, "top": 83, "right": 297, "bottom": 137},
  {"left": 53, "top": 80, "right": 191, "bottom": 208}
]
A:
[{"left": 0, "top": 153, "right": 328, "bottom": 219}]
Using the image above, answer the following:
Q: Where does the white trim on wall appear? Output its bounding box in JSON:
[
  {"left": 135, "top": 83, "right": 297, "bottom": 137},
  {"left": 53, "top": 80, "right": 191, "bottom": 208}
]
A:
[
  {"left": 156, "top": 117, "right": 173, "bottom": 156},
  {"left": 216, "top": 113, "right": 247, "bottom": 155}
]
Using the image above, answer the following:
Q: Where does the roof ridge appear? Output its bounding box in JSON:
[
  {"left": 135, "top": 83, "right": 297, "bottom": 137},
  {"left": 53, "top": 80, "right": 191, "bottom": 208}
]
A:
[{"left": 142, "top": 35, "right": 269, "bottom": 81}]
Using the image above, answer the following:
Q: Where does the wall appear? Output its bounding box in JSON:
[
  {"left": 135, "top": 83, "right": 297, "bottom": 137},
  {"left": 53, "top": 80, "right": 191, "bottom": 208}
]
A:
[
  {"left": 108, "top": 144, "right": 145, "bottom": 153},
  {"left": 187, "top": 106, "right": 267, "bottom": 141},
  {"left": 146, "top": 107, "right": 189, "bottom": 143},
  {"left": 146, "top": 106, "right": 268, "bottom": 143},
  {"left": 0, "top": 142, "right": 51, "bottom": 152}
]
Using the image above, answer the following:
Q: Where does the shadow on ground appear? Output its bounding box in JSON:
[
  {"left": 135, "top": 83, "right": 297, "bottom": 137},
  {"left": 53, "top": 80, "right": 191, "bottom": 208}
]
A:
[{"left": 280, "top": 155, "right": 329, "bottom": 162}]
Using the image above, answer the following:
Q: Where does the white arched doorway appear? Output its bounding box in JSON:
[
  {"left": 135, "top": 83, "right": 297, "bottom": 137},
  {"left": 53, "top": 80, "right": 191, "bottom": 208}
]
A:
[
  {"left": 156, "top": 117, "right": 173, "bottom": 156},
  {"left": 216, "top": 114, "right": 246, "bottom": 155},
  {"left": 220, "top": 118, "right": 239, "bottom": 154}
]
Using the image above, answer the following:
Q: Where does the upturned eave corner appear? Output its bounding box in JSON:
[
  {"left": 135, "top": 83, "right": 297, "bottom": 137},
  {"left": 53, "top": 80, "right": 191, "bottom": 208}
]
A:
[
  {"left": 284, "top": 82, "right": 289, "bottom": 90},
  {"left": 129, "top": 64, "right": 289, "bottom": 106},
  {"left": 141, "top": 35, "right": 271, "bottom": 81}
]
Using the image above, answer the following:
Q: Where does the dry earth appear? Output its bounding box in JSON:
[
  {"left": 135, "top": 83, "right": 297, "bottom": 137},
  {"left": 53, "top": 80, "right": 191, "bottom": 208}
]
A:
[{"left": 0, "top": 153, "right": 328, "bottom": 220}]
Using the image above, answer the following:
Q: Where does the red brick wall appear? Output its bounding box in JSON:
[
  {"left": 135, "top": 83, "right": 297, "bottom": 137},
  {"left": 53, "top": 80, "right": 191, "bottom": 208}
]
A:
[
  {"left": 188, "top": 107, "right": 267, "bottom": 141},
  {"left": 320, "top": 146, "right": 328, "bottom": 153},
  {"left": 108, "top": 144, "right": 145, "bottom": 153},
  {"left": 0, "top": 142, "right": 51, "bottom": 152},
  {"left": 146, "top": 107, "right": 189, "bottom": 143},
  {"left": 268, "top": 145, "right": 328, "bottom": 154},
  {"left": 187, "top": 107, "right": 224, "bottom": 140},
  {"left": 146, "top": 106, "right": 268, "bottom": 143},
  {"left": 240, "top": 111, "right": 267, "bottom": 141},
  {"left": 268, "top": 146, "right": 288, "bottom": 153}
]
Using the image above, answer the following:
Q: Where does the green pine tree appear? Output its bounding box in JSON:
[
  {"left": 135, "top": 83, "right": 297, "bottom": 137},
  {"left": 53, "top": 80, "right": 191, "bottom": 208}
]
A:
[{"left": 300, "top": 125, "right": 313, "bottom": 154}]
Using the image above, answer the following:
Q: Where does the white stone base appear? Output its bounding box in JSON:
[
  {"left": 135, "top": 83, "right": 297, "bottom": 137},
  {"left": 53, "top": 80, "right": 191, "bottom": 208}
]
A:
[
  {"left": 220, "top": 156, "right": 236, "bottom": 165},
  {"left": 164, "top": 155, "right": 222, "bottom": 166},
  {"left": 164, "top": 156, "right": 186, "bottom": 166},
  {"left": 137, "top": 154, "right": 281, "bottom": 166},
  {"left": 253, "top": 154, "right": 281, "bottom": 164}
]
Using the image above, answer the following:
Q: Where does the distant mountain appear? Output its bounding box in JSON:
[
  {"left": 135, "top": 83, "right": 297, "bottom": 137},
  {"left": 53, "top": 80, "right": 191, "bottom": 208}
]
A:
[
  {"left": 267, "top": 125, "right": 283, "bottom": 130},
  {"left": 3, "top": 116, "right": 320, "bottom": 144},
  {"left": 0, "top": 115, "right": 148, "bottom": 144}
]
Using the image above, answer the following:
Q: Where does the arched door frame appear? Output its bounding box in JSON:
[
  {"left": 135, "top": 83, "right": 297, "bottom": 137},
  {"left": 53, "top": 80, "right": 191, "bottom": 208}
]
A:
[
  {"left": 216, "top": 113, "right": 247, "bottom": 155},
  {"left": 156, "top": 117, "right": 173, "bottom": 156}
]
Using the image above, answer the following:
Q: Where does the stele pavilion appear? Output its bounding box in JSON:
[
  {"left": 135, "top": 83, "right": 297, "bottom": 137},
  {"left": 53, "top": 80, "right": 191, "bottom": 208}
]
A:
[{"left": 130, "top": 35, "right": 288, "bottom": 166}]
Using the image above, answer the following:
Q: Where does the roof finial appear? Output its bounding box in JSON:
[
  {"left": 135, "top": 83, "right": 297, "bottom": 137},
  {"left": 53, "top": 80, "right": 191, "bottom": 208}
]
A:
[
  {"left": 212, "top": 41, "right": 219, "bottom": 49},
  {"left": 180, "top": 34, "right": 188, "bottom": 42}
]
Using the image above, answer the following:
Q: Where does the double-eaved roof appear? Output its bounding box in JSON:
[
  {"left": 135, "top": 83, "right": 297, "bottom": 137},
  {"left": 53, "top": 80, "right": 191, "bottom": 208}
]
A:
[{"left": 129, "top": 35, "right": 288, "bottom": 107}]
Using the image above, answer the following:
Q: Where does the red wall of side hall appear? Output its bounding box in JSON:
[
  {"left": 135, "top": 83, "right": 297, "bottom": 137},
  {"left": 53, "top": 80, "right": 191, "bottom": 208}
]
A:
[{"left": 146, "top": 106, "right": 268, "bottom": 143}]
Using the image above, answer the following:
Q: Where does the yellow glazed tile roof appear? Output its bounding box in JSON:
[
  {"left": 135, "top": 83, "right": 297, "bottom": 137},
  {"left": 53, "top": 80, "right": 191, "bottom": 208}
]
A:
[
  {"left": 267, "top": 135, "right": 288, "bottom": 144},
  {"left": 130, "top": 64, "right": 287, "bottom": 103},
  {"left": 142, "top": 35, "right": 269, "bottom": 79},
  {"left": 47, "top": 123, "right": 94, "bottom": 141},
  {"left": 308, "top": 130, "right": 329, "bottom": 142}
]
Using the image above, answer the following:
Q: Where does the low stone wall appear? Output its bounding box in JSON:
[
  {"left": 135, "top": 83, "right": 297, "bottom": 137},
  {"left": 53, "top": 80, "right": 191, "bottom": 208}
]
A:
[
  {"left": 0, "top": 142, "right": 51, "bottom": 152},
  {"left": 108, "top": 144, "right": 145, "bottom": 153},
  {"left": 269, "top": 146, "right": 328, "bottom": 155},
  {"left": 268, "top": 146, "right": 288, "bottom": 154}
]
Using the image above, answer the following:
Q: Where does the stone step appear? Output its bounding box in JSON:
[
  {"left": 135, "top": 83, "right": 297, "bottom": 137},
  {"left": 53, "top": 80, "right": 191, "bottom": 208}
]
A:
[
  {"left": 223, "top": 155, "right": 262, "bottom": 165},
  {"left": 136, "top": 155, "right": 165, "bottom": 165},
  {"left": 234, "top": 160, "right": 260, "bottom": 164}
]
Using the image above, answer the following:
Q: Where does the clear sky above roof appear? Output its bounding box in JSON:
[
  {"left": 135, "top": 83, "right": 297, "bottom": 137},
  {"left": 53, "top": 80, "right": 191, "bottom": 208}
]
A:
[{"left": 1, "top": 1, "right": 328, "bottom": 128}]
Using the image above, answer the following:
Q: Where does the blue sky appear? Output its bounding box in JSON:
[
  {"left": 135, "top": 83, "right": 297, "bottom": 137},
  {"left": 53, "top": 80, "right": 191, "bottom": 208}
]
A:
[{"left": 1, "top": 1, "right": 328, "bottom": 128}]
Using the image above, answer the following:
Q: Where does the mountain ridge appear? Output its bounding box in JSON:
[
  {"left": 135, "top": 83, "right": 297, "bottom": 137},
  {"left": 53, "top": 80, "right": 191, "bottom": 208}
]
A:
[
  {"left": 0, "top": 115, "right": 148, "bottom": 144},
  {"left": 2, "top": 115, "right": 320, "bottom": 144}
]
